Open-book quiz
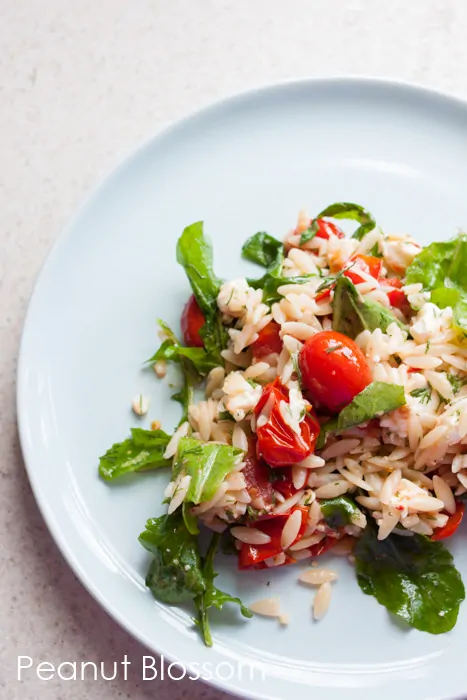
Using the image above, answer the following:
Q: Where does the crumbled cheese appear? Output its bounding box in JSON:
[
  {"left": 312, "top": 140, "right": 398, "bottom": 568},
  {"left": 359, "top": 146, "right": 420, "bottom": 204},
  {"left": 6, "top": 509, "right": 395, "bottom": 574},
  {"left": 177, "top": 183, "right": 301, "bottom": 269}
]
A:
[
  {"left": 217, "top": 278, "right": 251, "bottom": 317},
  {"left": 278, "top": 387, "right": 309, "bottom": 436},
  {"left": 132, "top": 394, "right": 149, "bottom": 416},
  {"left": 222, "top": 371, "right": 262, "bottom": 421},
  {"left": 383, "top": 238, "right": 421, "bottom": 273},
  {"left": 410, "top": 303, "right": 452, "bottom": 344}
]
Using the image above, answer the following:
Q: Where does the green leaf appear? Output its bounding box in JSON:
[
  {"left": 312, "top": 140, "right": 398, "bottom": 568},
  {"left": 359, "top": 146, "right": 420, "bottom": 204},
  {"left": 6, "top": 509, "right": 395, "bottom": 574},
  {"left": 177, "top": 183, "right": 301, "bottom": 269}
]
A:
[
  {"left": 139, "top": 512, "right": 206, "bottom": 604},
  {"left": 176, "top": 222, "right": 228, "bottom": 358},
  {"left": 406, "top": 233, "right": 467, "bottom": 334},
  {"left": 317, "top": 382, "right": 406, "bottom": 448},
  {"left": 174, "top": 437, "right": 243, "bottom": 505},
  {"left": 354, "top": 525, "right": 465, "bottom": 634},
  {"left": 176, "top": 221, "right": 222, "bottom": 316},
  {"left": 332, "top": 276, "right": 408, "bottom": 339},
  {"left": 316, "top": 202, "right": 376, "bottom": 240},
  {"left": 320, "top": 496, "right": 362, "bottom": 529},
  {"left": 241, "top": 232, "right": 284, "bottom": 269},
  {"left": 260, "top": 274, "right": 317, "bottom": 305},
  {"left": 147, "top": 339, "right": 219, "bottom": 375},
  {"left": 299, "top": 219, "right": 319, "bottom": 245},
  {"left": 194, "top": 534, "right": 253, "bottom": 647},
  {"left": 98, "top": 428, "right": 172, "bottom": 480}
]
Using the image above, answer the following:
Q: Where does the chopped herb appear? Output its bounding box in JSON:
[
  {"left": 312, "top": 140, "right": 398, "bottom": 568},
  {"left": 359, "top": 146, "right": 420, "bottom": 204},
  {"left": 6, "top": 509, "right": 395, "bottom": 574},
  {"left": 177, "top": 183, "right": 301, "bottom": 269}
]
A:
[
  {"left": 292, "top": 353, "right": 303, "bottom": 387},
  {"left": 246, "top": 378, "right": 259, "bottom": 388},
  {"left": 410, "top": 386, "right": 432, "bottom": 404},
  {"left": 447, "top": 374, "right": 466, "bottom": 394},
  {"left": 325, "top": 342, "right": 343, "bottom": 354},
  {"left": 299, "top": 219, "right": 319, "bottom": 246},
  {"left": 425, "top": 340, "right": 431, "bottom": 354}
]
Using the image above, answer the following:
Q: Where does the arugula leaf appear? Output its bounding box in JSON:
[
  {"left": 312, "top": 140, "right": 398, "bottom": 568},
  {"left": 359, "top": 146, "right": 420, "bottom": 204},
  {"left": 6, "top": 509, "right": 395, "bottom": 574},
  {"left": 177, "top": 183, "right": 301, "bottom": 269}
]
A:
[
  {"left": 194, "top": 534, "right": 252, "bottom": 646},
  {"left": 260, "top": 274, "right": 317, "bottom": 305},
  {"left": 139, "top": 513, "right": 206, "bottom": 604},
  {"left": 316, "top": 202, "right": 377, "bottom": 240},
  {"left": 355, "top": 525, "right": 465, "bottom": 634},
  {"left": 176, "top": 222, "right": 222, "bottom": 316},
  {"left": 147, "top": 338, "right": 219, "bottom": 375},
  {"left": 242, "top": 232, "right": 284, "bottom": 269},
  {"left": 174, "top": 437, "right": 243, "bottom": 505},
  {"left": 317, "top": 382, "right": 406, "bottom": 448},
  {"left": 320, "top": 496, "right": 362, "bottom": 529},
  {"left": 299, "top": 219, "right": 319, "bottom": 245},
  {"left": 176, "top": 222, "right": 228, "bottom": 358},
  {"left": 406, "top": 233, "right": 467, "bottom": 334},
  {"left": 332, "top": 276, "right": 408, "bottom": 339},
  {"left": 98, "top": 428, "right": 171, "bottom": 480}
]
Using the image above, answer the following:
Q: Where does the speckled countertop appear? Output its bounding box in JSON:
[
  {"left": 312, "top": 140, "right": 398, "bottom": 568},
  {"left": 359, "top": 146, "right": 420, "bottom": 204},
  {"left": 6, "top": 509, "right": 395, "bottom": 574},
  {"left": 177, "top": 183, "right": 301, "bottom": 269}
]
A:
[{"left": 3, "top": 1, "right": 467, "bottom": 698}]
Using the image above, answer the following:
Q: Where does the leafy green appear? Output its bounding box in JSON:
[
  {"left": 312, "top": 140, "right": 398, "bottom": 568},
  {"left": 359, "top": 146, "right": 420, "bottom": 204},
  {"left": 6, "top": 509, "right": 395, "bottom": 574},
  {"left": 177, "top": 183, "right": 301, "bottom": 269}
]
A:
[
  {"left": 139, "top": 513, "right": 206, "bottom": 604},
  {"left": 176, "top": 221, "right": 228, "bottom": 359},
  {"left": 355, "top": 525, "right": 465, "bottom": 634},
  {"left": 242, "top": 232, "right": 284, "bottom": 269},
  {"left": 316, "top": 202, "right": 377, "bottom": 240},
  {"left": 320, "top": 496, "right": 362, "bottom": 529},
  {"left": 299, "top": 219, "right": 319, "bottom": 245},
  {"left": 174, "top": 437, "right": 243, "bottom": 505},
  {"left": 98, "top": 428, "right": 172, "bottom": 480},
  {"left": 260, "top": 274, "right": 317, "bottom": 305},
  {"left": 147, "top": 338, "right": 219, "bottom": 375},
  {"left": 176, "top": 221, "right": 222, "bottom": 316},
  {"left": 332, "top": 276, "right": 408, "bottom": 339},
  {"left": 140, "top": 517, "right": 252, "bottom": 646},
  {"left": 317, "top": 382, "right": 406, "bottom": 448},
  {"left": 194, "top": 534, "right": 252, "bottom": 646},
  {"left": 406, "top": 233, "right": 467, "bottom": 334}
]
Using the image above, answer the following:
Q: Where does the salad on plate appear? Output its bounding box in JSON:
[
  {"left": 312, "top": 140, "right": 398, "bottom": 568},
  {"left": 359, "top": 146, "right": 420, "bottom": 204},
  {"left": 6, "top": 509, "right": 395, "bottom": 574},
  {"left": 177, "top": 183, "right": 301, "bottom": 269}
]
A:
[{"left": 99, "top": 202, "right": 467, "bottom": 645}]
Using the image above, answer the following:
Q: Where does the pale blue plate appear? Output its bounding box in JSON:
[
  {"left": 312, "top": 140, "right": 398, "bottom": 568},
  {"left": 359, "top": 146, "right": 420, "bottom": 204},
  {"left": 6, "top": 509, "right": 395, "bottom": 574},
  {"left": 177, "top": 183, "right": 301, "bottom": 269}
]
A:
[{"left": 18, "top": 78, "right": 467, "bottom": 700}]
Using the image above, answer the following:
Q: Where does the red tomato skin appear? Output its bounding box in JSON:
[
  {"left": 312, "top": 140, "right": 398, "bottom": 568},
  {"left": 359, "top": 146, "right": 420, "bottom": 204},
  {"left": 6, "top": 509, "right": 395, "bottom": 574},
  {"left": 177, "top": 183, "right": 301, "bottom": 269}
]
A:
[
  {"left": 242, "top": 438, "right": 275, "bottom": 509},
  {"left": 432, "top": 502, "right": 465, "bottom": 540},
  {"left": 314, "top": 219, "right": 345, "bottom": 240},
  {"left": 299, "top": 331, "right": 372, "bottom": 413},
  {"left": 251, "top": 321, "right": 283, "bottom": 359},
  {"left": 381, "top": 278, "right": 409, "bottom": 311},
  {"left": 180, "top": 295, "right": 205, "bottom": 347},
  {"left": 238, "top": 506, "right": 308, "bottom": 569},
  {"left": 345, "top": 254, "right": 383, "bottom": 285},
  {"left": 254, "top": 379, "right": 320, "bottom": 467}
]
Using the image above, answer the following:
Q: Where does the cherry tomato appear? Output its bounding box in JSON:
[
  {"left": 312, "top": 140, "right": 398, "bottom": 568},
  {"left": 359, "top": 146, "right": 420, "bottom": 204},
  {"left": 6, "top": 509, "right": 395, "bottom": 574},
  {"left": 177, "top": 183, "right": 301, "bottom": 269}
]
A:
[
  {"left": 344, "top": 254, "right": 383, "bottom": 285},
  {"left": 381, "top": 278, "right": 409, "bottom": 311},
  {"left": 315, "top": 287, "right": 332, "bottom": 303},
  {"left": 254, "top": 379, "right": 320, "bottom": 467},
  {"left": 242, "top": 438, "right": 275, "bottom": 510},
  {"left": 238, "top": 506, "right": 308, "bottom": 569},
  {"left": 299, "top": 330, "right": 372, "bottom": 413},
  {"left": 270, "top": 467, "right": 297, "bottom": 499},
  {"left": 432, "top": 502, "right": 465, "bottom": 540},
  {"left": 180, "top": 295, "right": 205, "bottom": 347},
  {"left": 251, "top": 321, "right": 283, "bottom": 359},
  {"left": 314, "top": 219, "right": 345, "bottom": 240}
]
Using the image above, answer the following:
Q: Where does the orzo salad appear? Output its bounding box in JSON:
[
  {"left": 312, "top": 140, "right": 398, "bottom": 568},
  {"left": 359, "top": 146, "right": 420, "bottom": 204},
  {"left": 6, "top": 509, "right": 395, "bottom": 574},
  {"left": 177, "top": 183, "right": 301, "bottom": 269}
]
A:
[{"left": 99, "top": 202, "right": 467, "bottom": 645}]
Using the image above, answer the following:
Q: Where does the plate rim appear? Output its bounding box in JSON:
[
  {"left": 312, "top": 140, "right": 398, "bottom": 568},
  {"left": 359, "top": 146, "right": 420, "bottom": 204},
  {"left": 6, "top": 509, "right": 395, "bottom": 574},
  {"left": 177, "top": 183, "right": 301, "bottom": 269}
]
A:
[{"left": 16, "top": 75, "right": 467, "bottom": 700}]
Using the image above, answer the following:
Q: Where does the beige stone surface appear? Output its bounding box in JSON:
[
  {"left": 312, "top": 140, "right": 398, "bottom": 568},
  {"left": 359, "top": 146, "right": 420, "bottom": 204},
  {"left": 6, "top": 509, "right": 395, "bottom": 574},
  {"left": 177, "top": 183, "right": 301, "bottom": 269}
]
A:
[{"left": 2, "top": 0, "right": 467, "bottom": 697}]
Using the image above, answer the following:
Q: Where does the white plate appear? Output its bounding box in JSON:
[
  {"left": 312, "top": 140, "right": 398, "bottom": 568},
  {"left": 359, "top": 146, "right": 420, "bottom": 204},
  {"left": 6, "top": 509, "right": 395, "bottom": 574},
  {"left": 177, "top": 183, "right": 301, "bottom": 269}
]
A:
[{"left": 18, "top": 78, "right": 467, "bottom": 700}]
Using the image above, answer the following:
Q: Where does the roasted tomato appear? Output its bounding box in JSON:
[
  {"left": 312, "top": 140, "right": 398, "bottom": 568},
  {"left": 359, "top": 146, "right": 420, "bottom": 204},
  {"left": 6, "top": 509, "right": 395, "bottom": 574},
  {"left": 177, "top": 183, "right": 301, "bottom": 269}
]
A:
[
  {"left": 344, "top": 254, "right": 383, "bottom": 285},
  {"left": 242, "top": 438, "right": 275, "bottom": 510},
  {"left": 180, "top": 294, "right": 205, "bottom": 347},
  {"left": 251, "top": 321, "right": 283, "bottom": 359},
  {"left": 254, "top": 379, "right": 320, "bottom": 467},
  {"left": 299, "top": 330, "right": 372, "bottom": 413},
  {"left": 314, "top": 219, "right": 345, "bottom": 240},
  {"left": 382, "top": 278, "right": 409, "bottom": 311},
  {"left": 432, "top": 502, "right": 465, "bottom": 541},
  {"left": 238, "top": 506, "right": 308, "bottom": 569}
]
